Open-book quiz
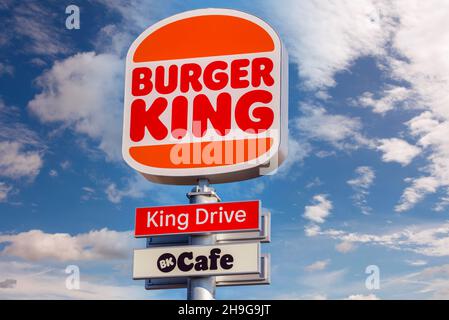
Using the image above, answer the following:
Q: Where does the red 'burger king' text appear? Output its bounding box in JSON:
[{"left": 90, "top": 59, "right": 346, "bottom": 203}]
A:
[{"left": 129, "top": 56, "right": 276, "bottom": 142}]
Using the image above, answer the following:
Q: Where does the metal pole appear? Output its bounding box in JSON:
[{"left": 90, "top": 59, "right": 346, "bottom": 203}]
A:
[{"left": 186, "top": 178, "right": 220, "bottom": 300}]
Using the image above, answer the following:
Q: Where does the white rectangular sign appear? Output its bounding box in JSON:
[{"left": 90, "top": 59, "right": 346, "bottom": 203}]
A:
[
  {"left": 145, "top": 254, "right": 270, "bottom": 290},
  {"left": 133, "top": 242, "right": 260, "bottom": 279}
]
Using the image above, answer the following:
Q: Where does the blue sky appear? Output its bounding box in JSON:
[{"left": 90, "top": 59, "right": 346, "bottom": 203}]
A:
[{"left": 1, "top": 0, "right": 449, "bottom": 299}]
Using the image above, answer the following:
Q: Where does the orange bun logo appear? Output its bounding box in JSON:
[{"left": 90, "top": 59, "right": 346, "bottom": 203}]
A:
[{"left": 122, "top": 9, "right": 288, "bottom": 184}]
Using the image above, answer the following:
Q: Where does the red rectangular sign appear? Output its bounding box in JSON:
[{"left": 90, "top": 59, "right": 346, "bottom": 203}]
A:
[{"left": 135, "top": 200, "right": 260, "bottom": 237}]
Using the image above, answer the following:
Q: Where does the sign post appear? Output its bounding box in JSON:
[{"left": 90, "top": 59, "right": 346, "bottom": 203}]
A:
[
  {"left": 123, "top": 8, "right": 288, "bottom": 300},
  {"left": 186, "top": 178, "right": 219, "bottom": 300}
]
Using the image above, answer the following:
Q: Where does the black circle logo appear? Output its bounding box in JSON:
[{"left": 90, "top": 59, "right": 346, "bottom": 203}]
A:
[{"left": 157, "top": 253, "right": 176, "bottom": 272}]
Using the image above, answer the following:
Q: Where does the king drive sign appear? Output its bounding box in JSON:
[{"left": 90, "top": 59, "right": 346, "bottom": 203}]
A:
[{"left": 122, "top": 8, "right": 288, "bottom": 184}]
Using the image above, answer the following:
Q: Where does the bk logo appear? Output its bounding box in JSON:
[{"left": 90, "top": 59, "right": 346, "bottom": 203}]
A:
[
  {"left": 157, "top": 253, "right": 176, "bottom": 272},
  {"left": 122, "top": 9, "right": 288, "bottom": 184}
]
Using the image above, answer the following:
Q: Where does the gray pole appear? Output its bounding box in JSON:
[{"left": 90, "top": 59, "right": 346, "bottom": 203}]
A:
[{"left": 186, "top": 178, "right": 220, "bottom": 300}]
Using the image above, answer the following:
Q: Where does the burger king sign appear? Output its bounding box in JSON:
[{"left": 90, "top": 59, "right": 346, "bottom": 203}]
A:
[{"left": 122, "top": 9, "right": 288, "bottom": 184}]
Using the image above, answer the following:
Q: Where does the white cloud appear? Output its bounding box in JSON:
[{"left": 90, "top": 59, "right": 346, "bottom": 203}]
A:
[
  {"left": 305, "top": 259, "right": 330, "bottom": 272},
  {"left": 376, "top": 1, "right": 449, "bottom": 210},
  {"left": 434, "top": 192, "right": 449, "bottom": 212},
  {"left": 91, "top": 1, "right": 171, "bottom": 57},
  {"left": 0, "top": 99, "right": 43, "bottom": 198},
  {"left": 303, "top": 194, "right": 332, "bottom": 224},
  {"left": 28, "top": 52, "right": 123, "bottom": 160},
  {"left": 267, "top": 0, "right": 449, "bottom": 211},
  {"left": 296, "top": 104, "right": 372, "bottom": 150},
  {"left": 306, "top": 177, "right": 323, "bottom": 189},
  {"left": 395, "top": 176, "right": 439, "bottom": 212},
  {"left": 335, "top": 241, "right": 356, "bottom": 254},
  {"left": 377, "top": 138, "right": 421, "bottom": 166},
  {"left": 82, "top": 187, "right": 95, "bottom": 193},
  {"left": 305, "top": 224, "right": 321, "bottom": 237},
  {"left": 0, "top": 261, "right": 148, "bottom": 299},
  {"left": 265, "top": 0, "right": 393, "bottom": 90},
  {"left": 273, "top": 292, "right": 327, "bottom": 300},
  {"left": 347, "top": 166, "right": 375, "bottom": 189},
  {"left": 10, "top": 3, "right": 70, "bottom": 57},
  {"left": 0, "top": 99, "right": 42, "bottom": 148},
  {"left": 357, "top": 86, "right": 412, "bottom": 114},
  {"left": 94, "top": 0, "right": 168, "bottom": 33},
  {"left": 311, "top": 221, "right": 449, "bottom": 257},
  {"left": 60, "top": 160, "right": 71, "bottom": 170},
  {"left": 0, "top": 182, "right": 12, "bottom": 202},
  {"left": 315, "top": 150, "right": 336, "bottom": 158},
  {"left": 347, "top": 166, "right": 375, "bottom": 215},
  {"left": 94, "top": 24, "right": 134, "bottom": 57},
  {"left": 404, "top": 113, "right": 449, "bottom": 210},
  {"left": 305, "top": 293, "right": 327, "bottom": 300},
  {"left": 81, "top": 186, "right": 98, "bottom": 202},
  {"left": 299, "top": 269, "right": 346, "bottom": 290},
  {"left": 0, "top": 278, "right": 16, "bottom": 289},
  {"left": 400, "top": 114, "right": 449, "bottom": 211},
  {"left": 245, "top": 181, "right": 266, "bottom": 198},
  {"left": 345, "top": 294, "right": 379, "bottom": 300},
  {"left": 275, "top": 136, "right": 311, "bottom": 177},
  {"left": 105, "top": 184, "right": 127, "bottom": 204},
  {"left": 48, "top": 169, "right": 58, "bottom": 177},
  {"left": 406, "top": 260, "right": 427, "bottom": 267},
  {"left": 0, "top": 228, "right": 136, "bottom": 262},
  {"left": 30, "top": 58, "right": 47, "bottom": 67},
  {"left": 0, "top": 141, "right": 43, "bottom": 180},
  {"left": 0, "top": 62, "right": 13, "bottom": 76},
  {"left": 21, "top": 1, "right": 170, "bottom": 164},
  {"left": 388, "top": 1, "right": 449, "bottom": 120},
  {"left": 92, "top": 0, "right": 172, "bottom": 58},
  {"left": 105, "top": 173, "right": 154, "bottom": 204},
  {"left": 384, "top": 264, "right": 449, "bottom": 299}
]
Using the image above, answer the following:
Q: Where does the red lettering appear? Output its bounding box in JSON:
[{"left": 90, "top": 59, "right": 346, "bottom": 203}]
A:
[
  {"left": 235, "top": 90, "right": 273, "bottom": 133},
  {"left": 155, "top": 65, "right": 178, "bottom": 94},
  {"left": 203, "top": 61, "right": 228, "bottom": 91},
  {"left": 132, "top": 67, "right": 152, "bottom": 96},
  {"left": 252, "top": 57, "right": 274, "bottom": 87},
  {"left": 171, "top": 96, "right": 188, "bottom": 139},
  {"left": 192, "top": 93, "right": 231, "bottom": 137},
  {"left": 180, "top": 63, "right": 203, "bottom": 93},
  {"left": 130, "top": 98, "right": 168, "bottom": 142},
  {"left": 231, "top": 59, "right": 250, "bottom": 89},
  {"left": 129, "top": 58, "right": 277, "bottom": 141}
]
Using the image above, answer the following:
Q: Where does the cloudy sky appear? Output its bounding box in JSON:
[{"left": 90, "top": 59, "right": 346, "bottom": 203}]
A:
[{"left": 1, "top": 0, "right": 449, "bottom": 300}]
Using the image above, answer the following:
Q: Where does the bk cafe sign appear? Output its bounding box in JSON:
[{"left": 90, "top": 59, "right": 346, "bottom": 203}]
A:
[{"left": 122, "top": 8, "right": 288, "bottom": 184}]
